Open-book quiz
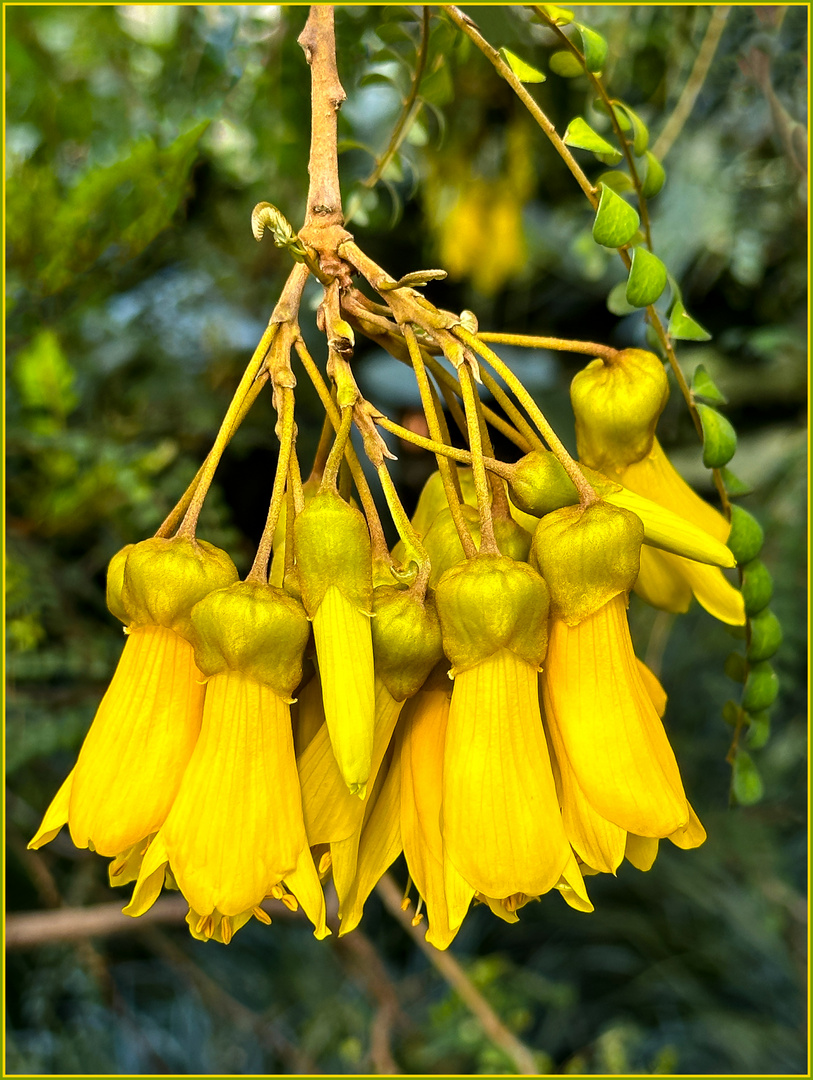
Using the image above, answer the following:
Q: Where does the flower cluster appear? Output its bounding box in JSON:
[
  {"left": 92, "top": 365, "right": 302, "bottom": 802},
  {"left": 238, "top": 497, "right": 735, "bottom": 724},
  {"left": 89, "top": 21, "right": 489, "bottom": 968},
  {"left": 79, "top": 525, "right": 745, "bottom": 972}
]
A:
[{"left": 31, "top": 316, "right": 744, "bottom": 948}]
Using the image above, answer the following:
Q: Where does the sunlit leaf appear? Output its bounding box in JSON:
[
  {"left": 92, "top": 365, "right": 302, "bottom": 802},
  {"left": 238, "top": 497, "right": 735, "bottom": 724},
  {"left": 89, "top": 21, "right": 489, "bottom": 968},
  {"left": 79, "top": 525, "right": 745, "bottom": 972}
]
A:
[
  {"left": 697, "top": 403, "right": 737, "bottom": 468},
  {"left": 549, "top": 50, "right": 584, "bottom": 77},
  {"left": 563, "top": 117, "right": 620, "bottom": 162},
  {"left": 606, "top": 280, "right": 636, "bottom": 315},
  {"left": 691, "top": 364, "right": 728, "bottom": 404},
  {"left": 575, "top": 24, "right": 608, "bottom": 72},
  {"left": 641, "top": 150, "right": 666, "bottom": 197},
  {"left": 499, "top": 47, "right": 546, "bottom": 83},
  {"left": 612, "top": 100, "right": 649, "bottom": 155},
  {"left": 668, "top": 300, "right": 712, "bottom": 341},
  {"left": 596, "top": 170, "right": 634, "bottom": 193}
]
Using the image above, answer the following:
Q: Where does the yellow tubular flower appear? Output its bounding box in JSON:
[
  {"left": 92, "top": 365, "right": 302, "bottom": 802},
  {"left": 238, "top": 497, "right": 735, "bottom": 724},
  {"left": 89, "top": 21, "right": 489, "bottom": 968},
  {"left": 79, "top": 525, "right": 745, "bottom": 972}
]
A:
[
  {"left": 29, "top": 537, "right": 238, "bottom": 858},
  {"left": 436, "top": 555, "right": 571, "bottom": 903},
  {"left": 125, "top": 581, "right": 328, "bottom": 942},
  {"left": 534, "top": 504, "right": 695, "bottom": 842},
  {"left": 295, "top": 491, "right": 375, "bottom": 795}
]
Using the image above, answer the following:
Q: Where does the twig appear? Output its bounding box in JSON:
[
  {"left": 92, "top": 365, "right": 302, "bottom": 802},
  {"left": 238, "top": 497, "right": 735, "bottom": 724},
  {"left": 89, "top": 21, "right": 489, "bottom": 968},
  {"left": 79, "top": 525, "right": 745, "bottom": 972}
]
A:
[
  {"left": 299, "top": 5, "right": 346, "bottom": 227},
  {"left": 376, "top": 873, "right": 540, "bottom": 1076},
  {"left": 652, "top": 6, "right": 731, "bottom": 160}
]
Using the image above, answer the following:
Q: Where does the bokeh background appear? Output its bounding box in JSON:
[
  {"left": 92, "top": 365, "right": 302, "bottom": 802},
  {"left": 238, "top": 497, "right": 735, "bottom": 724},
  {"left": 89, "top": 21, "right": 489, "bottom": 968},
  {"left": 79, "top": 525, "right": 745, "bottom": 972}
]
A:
[{"left": 5, "top": 5, "right": 808, "bottom": 1075}]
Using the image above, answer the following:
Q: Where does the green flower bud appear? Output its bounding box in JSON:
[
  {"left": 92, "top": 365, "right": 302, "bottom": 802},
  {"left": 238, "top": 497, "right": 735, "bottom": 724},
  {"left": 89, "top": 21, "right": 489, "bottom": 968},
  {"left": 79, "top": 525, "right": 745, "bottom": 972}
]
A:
[
  {"left": 506, "top": 450, "right": 620, "bottom": 517},
  {"left": 106, "top": 544, "right": 135, "bottom": 625},
  {"left": 741, "top": 559, "right": 773, "bottom": 616},
  {"left": 294, "top": 490, "right": 372, "bottom": 616},
  {"left": 190, "top": 581, "right": 310, "bottom": 700},
  {"left": 435, "top": 554, "right": 550, "bottom": 674},
  {"left": 531, "top": 502, "right": 643, "bottom": 625},
  {"left": 371, "top": 586, "right": 444, "bottom": 700},
  {"left": 120, "top": 536, "right": 239, "bottom": 640},
  {"left": 571, "top": 349, "right": 669, "bottom": 471},
  {"left": 746, "top": 608, "right": 782, "bottom": 663}
]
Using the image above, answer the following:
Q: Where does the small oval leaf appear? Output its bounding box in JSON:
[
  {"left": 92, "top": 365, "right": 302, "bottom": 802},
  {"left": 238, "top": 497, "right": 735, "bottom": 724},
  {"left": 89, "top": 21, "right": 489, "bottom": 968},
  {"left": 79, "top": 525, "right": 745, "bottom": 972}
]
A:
[
  {"left": 535, "top": 4, "right": 575, "bottom": 25},
  {"left": 722, "top": 699, "right": 743, "bottom": 727},
  {"left": 597, "top": 170, "right": 635, "bottom": 194},
  {"left": 641, "top": 151, "right": 666, "bottom": 197},
  {"left": 612, "top": 101, "right": 649, "bottom": 155},
  {"left": 606, "top": 280, "right": 637, "bottom": 316},
  {"left": 625, "top": 246, "right": 668, "bottom": 307},
  {"left": 500, "top": 47, "right": 547, "bottom": 83},
  {"left": 592, "top": 183, "right": 640, "bottom": 248},
  {"left": 732, "top": 748, "right": 764, "bottom": 806},
  {"left": 741, "top": 559, "right": 773, "bottom": 615},
  {"left": 742, "top": 660, "right": 779, "bottom": 713},
  {"left": 549, "top": 50, "right": 584, "bottom": 77},
  {"left": 564, "top": 117, "right": 621, "bottom": 162},
  {"left": 727, "top": 505, "right": 765, "bottom": 565},
  {"left": 720, "top": 467, "right": 752, "bottom": 497},
  {"left": 575, "top": 24, "right": 608, "bottom": 72},
  {"left": 668, "top": 300, "right": 712, "bottom": 341},
  {"left": 697, "top": 403, "right": 737, "bottom": 468},
  {"left": 724, "top": 651, "right": 748, "bottom": 685},
  {"left": 745, "top": 710, "right": 771, "bottom": 750},
  {"left": 691, "top": 364, "right": 728, "bottom": 405},
  {"left": 747, "top": 608, "right": 783, "bottom": 663}
]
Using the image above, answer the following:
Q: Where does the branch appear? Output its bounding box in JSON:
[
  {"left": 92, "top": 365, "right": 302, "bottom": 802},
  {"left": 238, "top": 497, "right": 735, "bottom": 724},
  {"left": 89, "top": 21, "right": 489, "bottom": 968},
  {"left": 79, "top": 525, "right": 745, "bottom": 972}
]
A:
[
  {"left": 298, "top": 5, "right": 346, "bottom": 227},
  {"left": 376, "top": 873, "right": 540, "bottom": 1076}
]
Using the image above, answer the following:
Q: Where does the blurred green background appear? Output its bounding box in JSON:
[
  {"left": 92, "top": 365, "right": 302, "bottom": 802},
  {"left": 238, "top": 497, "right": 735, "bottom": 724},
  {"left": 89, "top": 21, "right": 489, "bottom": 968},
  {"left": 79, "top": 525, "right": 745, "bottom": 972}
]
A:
[{"left": 5, "top": 5, "right": 807, "bottom": 1075}]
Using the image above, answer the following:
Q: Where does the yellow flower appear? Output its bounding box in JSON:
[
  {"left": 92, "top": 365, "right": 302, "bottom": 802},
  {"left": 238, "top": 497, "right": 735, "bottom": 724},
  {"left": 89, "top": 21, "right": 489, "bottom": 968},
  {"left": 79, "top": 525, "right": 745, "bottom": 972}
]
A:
[
  {"left": 29, "top": 537, "right": 238, "bottom": 858},
  {"left": 621, "top": 439, "right": 745, "bottom": 624},
  {"left": 534, "top": 504, "right": 699, "bottom": 845},
  {"left": 435, "top": 555, "right": 572, "bottom": 906},
  {"left": 125, "top": 581, "right": 328, "bottom": 942}
]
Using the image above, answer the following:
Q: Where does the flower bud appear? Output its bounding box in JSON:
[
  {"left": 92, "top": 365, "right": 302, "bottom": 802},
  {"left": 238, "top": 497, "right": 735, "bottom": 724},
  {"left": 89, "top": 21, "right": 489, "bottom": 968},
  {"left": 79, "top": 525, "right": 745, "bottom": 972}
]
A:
[
  {"left": 294, "top": 491, "right": 372, "bottom": 615},
  {"left": 371, "top": 586, "right": 444, "bottom": 701},
  {"left": 190, "top": 581, "right": 310, "bottom": 701},
  {"left": 506, "top": 450, "right": 620, "bottom": 517},
  {"left": 571, "top": 349, "right": 668, "bottom": 471},
  {"left": 424, "top": 505, "right": 480, "bottom": 588},
  {"left": 120, "top": 537, "right": 239, "bottom": 640},
  {"left": 531, "top": 502, "right": 643, "bottom": 625},
  {"left": 435, "top": 554, "right": 550, "bottom": 674}
]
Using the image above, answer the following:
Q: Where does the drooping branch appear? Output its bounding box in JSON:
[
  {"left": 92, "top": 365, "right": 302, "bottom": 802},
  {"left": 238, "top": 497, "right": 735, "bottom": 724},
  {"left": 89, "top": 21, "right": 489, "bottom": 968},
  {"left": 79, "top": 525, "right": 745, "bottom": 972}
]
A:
[{"left": 298, "top": 5, "right": 346, "bottom": 228}]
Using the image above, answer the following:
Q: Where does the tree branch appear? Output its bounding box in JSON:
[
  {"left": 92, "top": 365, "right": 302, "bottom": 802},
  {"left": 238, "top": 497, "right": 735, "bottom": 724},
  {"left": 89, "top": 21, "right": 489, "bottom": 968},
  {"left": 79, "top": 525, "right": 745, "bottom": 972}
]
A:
[{"left": 298, "top": 5, "right": 346, "bottom": 228}]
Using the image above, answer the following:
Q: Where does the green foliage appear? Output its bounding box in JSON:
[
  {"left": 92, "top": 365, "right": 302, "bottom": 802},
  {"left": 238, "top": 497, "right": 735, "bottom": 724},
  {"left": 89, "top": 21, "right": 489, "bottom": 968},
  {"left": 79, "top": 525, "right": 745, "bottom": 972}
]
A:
[
  {"left": 592, "top": 183, "right": 640, "bottom": 247},
  {"left": 625, "top": 245, "right": 667, "bottom": 307}
]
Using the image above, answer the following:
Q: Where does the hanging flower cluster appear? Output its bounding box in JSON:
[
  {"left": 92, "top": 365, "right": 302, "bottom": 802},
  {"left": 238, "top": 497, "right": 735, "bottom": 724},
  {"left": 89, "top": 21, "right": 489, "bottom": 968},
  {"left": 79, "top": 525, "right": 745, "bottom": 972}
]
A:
[{"left": 29, "top": 224, "right": 745, "bottom": 948}]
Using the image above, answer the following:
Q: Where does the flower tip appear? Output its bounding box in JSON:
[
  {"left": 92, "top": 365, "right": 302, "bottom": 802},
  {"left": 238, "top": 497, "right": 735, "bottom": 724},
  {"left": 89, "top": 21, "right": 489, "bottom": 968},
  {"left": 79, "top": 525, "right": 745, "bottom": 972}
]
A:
[{"left": 349, "top": 781, "right": 367, "bottom": 799}]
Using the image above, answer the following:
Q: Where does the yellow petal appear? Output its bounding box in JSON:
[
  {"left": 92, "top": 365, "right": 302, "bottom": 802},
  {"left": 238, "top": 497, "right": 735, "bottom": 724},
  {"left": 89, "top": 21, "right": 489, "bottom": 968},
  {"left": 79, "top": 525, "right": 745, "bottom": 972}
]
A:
[
  {"left": 186, "top": 907, "right": 254, "bottom": 943},
  {"left": 400, "top": 687, "right": 475, "bottom": 949},
  {"left": 68, "top": 625, "right": 205, "bottom": 856},
  {"left": 624, "top": 833, "right": 659, "bottom": 871},
  {"left": 543, "top": 596, "right": 689, "bottom": 837},
  {"left": 29, "top": 769, "right": 74, "bottom": 849},
  {"left": 621, "top": 437, "right": 730, "bottom": 542},
  {"left": 312, "top": 585, "right": 375, "bottom": 794},
  {"left": 284, "top": 845, "right": 331, "bottom": 939},
  {"left": 634, "top": 545, "right": 693, "bottom": 614},
  {"left": 636, "top": 659, "right": 667, "bottom": 718},
  {"left": 338, "top": 751, "right": 402, "bottom": 936},
  {"left": 159, "top": 671, "right": 306, "bottom": 917},
  {"left": 678, "top": 556, "right": 746, "bottom": 626},
  {"left": 292, "top": 666, "right": 325, "bottom": 757},
  {"left": 443, "top": 650, "right": 570, "bottom": 898},
  {"left": 109, "top": 837, "right": 152, "bottom": 887},
  {"left": 478, "top": 893, "right": 519, "bottom": 924},
  {"left": 607, "top": 487, "right": 735, "bottom": 567},
  {"left": 555, "top": 851, "right": 594, "bottom": 913},
  {"left": 668, "top": 802, "right": 707, "bottom": 850},
  {"left": 124, "top": 832, "right": 170, "bottom": 917}
]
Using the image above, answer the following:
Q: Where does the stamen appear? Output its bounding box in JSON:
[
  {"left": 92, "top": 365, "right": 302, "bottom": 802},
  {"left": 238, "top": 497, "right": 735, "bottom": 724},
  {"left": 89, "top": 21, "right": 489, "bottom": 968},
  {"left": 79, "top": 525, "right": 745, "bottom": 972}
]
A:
[
  {"left": 269, "top": 884, "right": 286, "bottom": 900},
  {"left": 196, "top": 913, "right": 209, "bottom": 935},
  {"left": 111, "top": 861, "right": 125, "bottom": 878},
  {"left": 411, "top": 897, "right": 425, "bottom": 927},
  {"left": 220, "top": 916, "right": 233, "bottom": 944},
  {"left": 253, "top": 906, "right": 272, "bottom": 926},
  {"left": 202, "top": 916, "right": 215, "bottom": 939},
  {"left": 281, "top": 893, "right": 299, "bottom": 912},
  {"left": 318, "top": 851, "right": 333, "bottom": 875},
  {"left": 400, "top": 875, "right": 413, "bottom": 911}
]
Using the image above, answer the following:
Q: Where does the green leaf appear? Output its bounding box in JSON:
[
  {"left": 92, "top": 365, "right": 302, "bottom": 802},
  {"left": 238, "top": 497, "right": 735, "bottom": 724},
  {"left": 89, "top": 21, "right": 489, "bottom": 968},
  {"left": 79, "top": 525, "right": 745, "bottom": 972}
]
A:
[
  {"left": 420, "top": 61, "right": 454, "bottom": 106},
  {"left": 500, "top": 47, "right": 546, "bottom": 83},
  {"left": 741, "top": 559, "right": 773, "bottom": 615},
  {"left": 575, "top": 24, "right": 608, "bottom": 72},
  {"left": 724, "top": 651, "right": 747, "bottom": 684},
  {"left": 597, "top": 170, "right": 634, "bottom": 194},
  {"left": 592, "top": 183, "right": 640, "bottom": 248},
  {"left": 727, "top": 505, "right": 765, "bottom": 564},
  {"left": 641, "top": 151, "right": 666, "bottom": 197},
  {"left": 625, "top": 246, "right": 668, "bottom": 307},
  {"left": 722, "top": 699, "right": 743, "bottom": 727},
  {"left": 742, "top": 661, "right": 779, "bottom": 712},
  {"left": 697, "top": 403, "right": 737, "bottom": 468},
  {"left": 745, "top": 710, "right": 772, "bottom": 750},
  {"left": 732, "top": 749, "right": 764, "bottom": 806},
  {"left": 612, "top": 101, "right": 649, "bottom": 155},
  {"left": 549, "top": 50, "right": 584, "bottom": 77},
  {"left": 13, "top": 330, "right": 78, "bottom": 424},
  {"left": 691, "top": 364, "right": 728, "bottom": 405},
  {"left": 606, "top": 281, "right": 637, "bottom": 316},
  {"left": 536, "top": 4, "right": 575, "bottom": 25},
  {"left": 720, "top": 467, "right": 752, "bottom": 497},
  {"left": 668, "top": 300, "right": 712, "bottom": 341},
  {"left": 747, "top": 608, "right": 783, "bottom": 663},
  {"left": 563, "top": 117, "right": 620, "bottom": 162}
]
